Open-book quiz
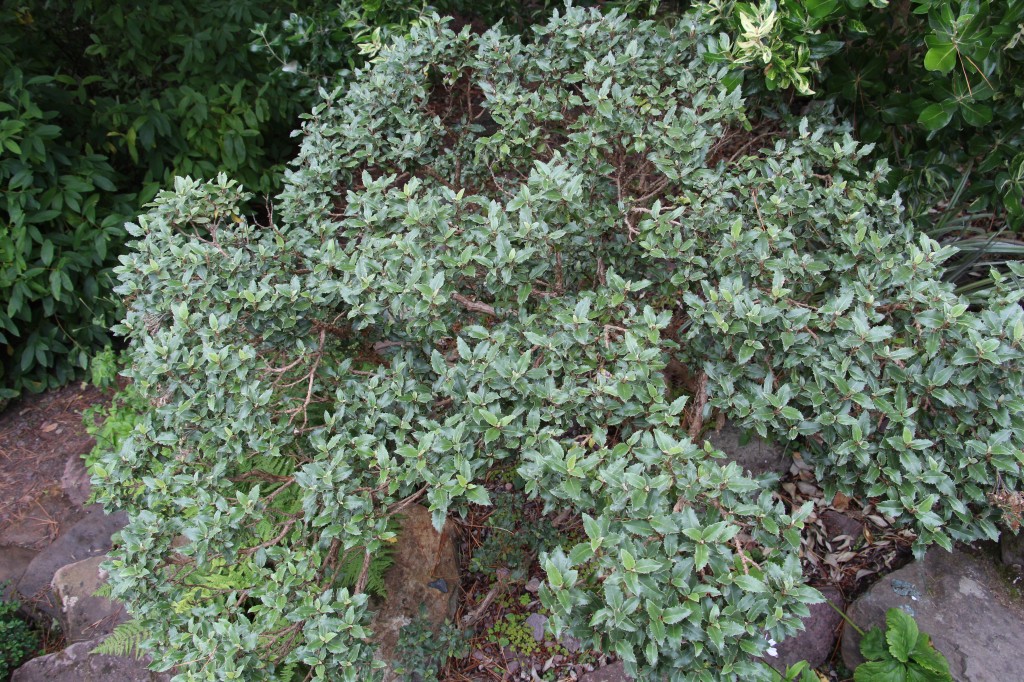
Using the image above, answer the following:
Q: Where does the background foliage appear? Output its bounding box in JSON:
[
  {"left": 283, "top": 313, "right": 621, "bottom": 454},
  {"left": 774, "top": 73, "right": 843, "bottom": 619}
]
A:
[
  {"left": 1, "top": 0, "right": 451, "bottom": 398},
  {"left": 704, "top": 0, "right": 1024, "bottom": 240}
]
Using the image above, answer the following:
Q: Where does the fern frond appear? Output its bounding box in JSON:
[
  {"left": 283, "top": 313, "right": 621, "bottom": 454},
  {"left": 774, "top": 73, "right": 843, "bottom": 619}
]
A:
[
  {"left": 92, "top": 620, "right": 148, "bottom": 659},
  {"left": 336, "top": 544, "right": 394, "bottom": 599}
]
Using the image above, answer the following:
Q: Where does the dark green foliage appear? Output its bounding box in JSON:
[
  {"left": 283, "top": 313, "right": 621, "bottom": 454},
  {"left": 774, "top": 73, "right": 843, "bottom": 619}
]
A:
[
  {"left": 392, "top": 606, "right": 470, "bottom": 682},
  {"left": 469, "top": 492, "right": 563, "bottom": 581},
  {"left": 0, "top": 0, "right": 412, "bottom": 397},
  {"left": 0, "top": 54, "right": 135, "bottom": 397},
  {"left": 0, "top": 586, "right": 42, "bottom": 678},
  {"left": 705, "top": 0, "right": 1024, "bottom": 234}
]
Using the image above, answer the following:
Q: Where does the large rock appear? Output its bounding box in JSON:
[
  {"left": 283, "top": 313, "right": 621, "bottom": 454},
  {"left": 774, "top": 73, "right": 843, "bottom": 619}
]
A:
[
  {"left": 52, "top": 555, "right": 128, "bottom": 643},
  {"left": 61, "top": 454, "right": 93, "bottom": 507},
  {"left": 1, "top": 545, "right": 38, "bottom": 600},
  {"left": 706, "top": 422, "right": 790, "bottom": 477},
  {"left": 580, "top": 662, "right": 630, "bottom": 682},
  {"left": 999, "top": 531, "right": 1024, "bottom": 570},
  {"left": 842, "top": 547, "right": 1024, "bottom": 681},
  {"left": 768, "top": 586, "right": 843, "bottom": 672},
  {"left": 371, "top": 504, "right": 460, "bottom": 682},
  {"left": 11, "top": 637, "right": 169, "bottom": 682},
  {"left": 16, "top": 506, "right": 126, "bottom": 618}
]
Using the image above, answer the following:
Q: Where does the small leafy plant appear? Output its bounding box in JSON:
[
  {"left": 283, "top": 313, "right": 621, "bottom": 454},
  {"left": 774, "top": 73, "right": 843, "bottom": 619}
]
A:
[
  {"left": 0, "top": 585, "right": 42, "bottom": 678},
  {"left": 486, "top": 613, "right": 540, "bottom": 656},
  {"left": 769, "top": 659, "right": 819, "bottom": 682},
  {"left": 852, "top": 608, "right": 952, "bottom": 682},
  {"left": 392, "top": 606, "right": 470, "bottom": 682}
]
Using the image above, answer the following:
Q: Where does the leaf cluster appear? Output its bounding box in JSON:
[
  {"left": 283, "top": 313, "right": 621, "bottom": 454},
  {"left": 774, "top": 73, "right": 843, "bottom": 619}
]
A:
[
  {"left": 0, "top": 0, "right": 431, "bottom": 397},
  {"left": 0, "top": 585, "right": 42, "bottom": 678}
]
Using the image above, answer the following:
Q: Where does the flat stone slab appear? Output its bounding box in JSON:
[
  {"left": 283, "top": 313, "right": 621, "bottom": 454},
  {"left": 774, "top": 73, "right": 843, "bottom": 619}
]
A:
[
  {"left": 16, "top": 506, "right": 126, "bottom": 618},
  {"left": 580, "top": 661, "right": 630, "bottom": 682},
  {"left": 0, "top": 490, "right": 86, "bottom": 551},
  {"left": 11, "top": 637, "right": 170, "bottom": 682},
  {"left": 1, "top": 545, "right": 38, "bottom": 599},
  {"left": 52, "top": 555, "right": 128, "bottom": 643},
  {"left": 842, "top": 547, "right": 1024, "bottom": 681},
  {"left": 706, "top": 421, "right": 790, "bottom": 477}
]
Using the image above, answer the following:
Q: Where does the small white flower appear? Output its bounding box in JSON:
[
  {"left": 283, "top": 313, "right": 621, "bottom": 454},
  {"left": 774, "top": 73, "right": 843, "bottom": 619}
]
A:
[{"left": 765, "top": 637, "right": 778, "bottom": 658}]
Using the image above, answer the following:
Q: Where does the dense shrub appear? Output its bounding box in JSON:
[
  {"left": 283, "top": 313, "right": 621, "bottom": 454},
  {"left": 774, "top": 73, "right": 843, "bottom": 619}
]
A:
[{"left": 96, "top": 5, "right": 1022, "bottom": 681}]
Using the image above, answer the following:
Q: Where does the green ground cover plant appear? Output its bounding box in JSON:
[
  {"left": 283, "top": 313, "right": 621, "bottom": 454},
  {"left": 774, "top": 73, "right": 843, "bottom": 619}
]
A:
[
  {"left": 93, "top": 4, "right": 1023, "bottom": 681},
  {"left": 0, "top": 586, "right": 42, "bottom": 679}
]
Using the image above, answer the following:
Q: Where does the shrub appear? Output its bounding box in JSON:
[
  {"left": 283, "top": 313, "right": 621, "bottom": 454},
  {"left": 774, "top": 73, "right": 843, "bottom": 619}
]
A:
[{"left": 97, "top": 5, "right": 1022, "bottom": 681}]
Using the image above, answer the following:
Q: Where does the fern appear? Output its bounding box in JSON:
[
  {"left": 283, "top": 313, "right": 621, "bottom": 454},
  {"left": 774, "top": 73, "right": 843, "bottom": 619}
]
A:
[
  {"left": 278, "top": 661, "right": 300, "bottom": 681},
  {"left": 92, "top": 620, "right": 148, "bottom": 659},
  {"left": 336, "top": 544, "right": 394, "bottom": 600}
]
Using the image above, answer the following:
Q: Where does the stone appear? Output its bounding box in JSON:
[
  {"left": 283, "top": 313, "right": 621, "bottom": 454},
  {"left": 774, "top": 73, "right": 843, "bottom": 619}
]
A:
[
  {"left": 768, "top": 586, "right": 843, "bottom": 672},
  {"left": 525, "top": 612, "right": 547, "bottom": 642},
  {"left": 706, "top": 421, "right": 790, "bottom": 477},
  {"left": 16, "top": 505, "right": 127, "bottom": 619},
  {"left": 370, "top": 504, "right": 460, "bottom": 682},
  {"left": 1, "top": 545, "right": 38, "bottom": 600},
  {"left": 580, "top": 661, "right": 631, "bottom": 682},
  {"left": 11, "top": 637, "right": 170, "bottom": 682},
  {"left": 0, "top": 490, "right": 86, "bottom": 551},
  {"left": 842, "top": 547, "right": 1024, "bottom": 681},
  {"left": 560, "top": 633, "right": 582, "bottom": 653},
  {"left": 821, "top": 510, "right": 863, "bottom": 542},
  {"left": 52, "top": 555, "right": 129, "bottom": 643},
  {"left": 999, "top": 531, "right": 1024, "bottom": 569},
  {"left": 61, "top": 455, "right": 92, "bottom": 508}
]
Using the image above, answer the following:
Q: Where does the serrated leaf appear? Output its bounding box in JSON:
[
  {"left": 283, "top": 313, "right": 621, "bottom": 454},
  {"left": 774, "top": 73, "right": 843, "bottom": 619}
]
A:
[
  {"left": 694, "top": 543, "right": 710, "bottom": 571},
  {"left": 733, "top": 574, "right": 766, "bottom": 592},
  {"left": 885, "top": 607, "right": 919, "bottom": 662},
  {"left": 860, "top": 626, "right": 889, "bottom": 661},
  {"left": 854, "top": 659, "right": 908, "bottom": 682},
  {"left": 909, "top": 633, "right": 950, "bottom": 676}
]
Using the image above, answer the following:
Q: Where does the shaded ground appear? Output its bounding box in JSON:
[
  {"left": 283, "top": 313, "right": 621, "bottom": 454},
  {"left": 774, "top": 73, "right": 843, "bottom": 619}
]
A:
[{"left": 0, "top": 384, "right": 109, "bottom": 545}]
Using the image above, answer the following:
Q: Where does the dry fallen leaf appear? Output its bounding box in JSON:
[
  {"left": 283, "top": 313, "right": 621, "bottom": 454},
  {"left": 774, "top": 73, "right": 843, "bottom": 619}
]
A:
[{"left": 41, "top": 422, "right": 58, "bottom": 433}]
